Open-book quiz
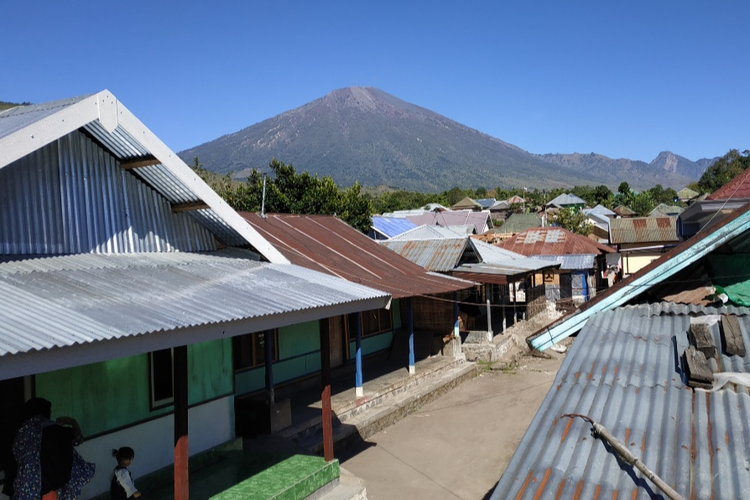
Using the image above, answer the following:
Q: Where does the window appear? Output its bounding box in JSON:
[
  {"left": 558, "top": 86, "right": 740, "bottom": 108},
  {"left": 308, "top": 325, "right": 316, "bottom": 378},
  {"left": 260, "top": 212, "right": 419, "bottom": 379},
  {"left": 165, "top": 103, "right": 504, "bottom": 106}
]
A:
[
  {"left": 149, "top": 348, "right": 174, "bottom": 409},
  {"left": 360, "top": 308, "right": 393, "bottom": 337},
  {"left": 233, "top": 330, "right": 278, "bottom": 371}
]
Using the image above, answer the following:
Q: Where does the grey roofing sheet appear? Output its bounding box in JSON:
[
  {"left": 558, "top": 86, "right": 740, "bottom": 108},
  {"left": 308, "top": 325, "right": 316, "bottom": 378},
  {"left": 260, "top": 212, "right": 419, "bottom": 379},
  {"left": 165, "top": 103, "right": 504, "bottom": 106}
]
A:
[
  {"left": 532, "top": 253, "right": 596, "bottom": 270},
  {"left": 380, "top": 238, "right": 466, "bottom": 272},
  {"left": 0, "top": 94, "right": 91, "bottom": 141},
  {"left": 469, "top": 239, "right": 554, "bottom": 272},
  {"left": 390, "top": 224, "right": 467, "bottom": 240},
  {"left": 492, "top": 302, "right": 750, "bottom": 500},
  {"left": 0, "top": 249, "right": 390, "bottom": 357}
]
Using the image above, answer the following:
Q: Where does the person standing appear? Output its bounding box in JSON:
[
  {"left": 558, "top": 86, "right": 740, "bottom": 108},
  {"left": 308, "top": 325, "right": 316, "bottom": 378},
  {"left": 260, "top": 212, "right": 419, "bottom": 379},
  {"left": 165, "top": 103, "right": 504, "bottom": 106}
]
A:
[{"left": 110, "top": 447, "right": 141, "bottom": 499}]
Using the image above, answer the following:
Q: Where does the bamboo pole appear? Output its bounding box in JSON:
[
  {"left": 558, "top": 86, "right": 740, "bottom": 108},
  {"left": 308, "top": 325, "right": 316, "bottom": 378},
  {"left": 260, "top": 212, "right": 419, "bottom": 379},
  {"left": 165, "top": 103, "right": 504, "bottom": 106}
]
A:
[{"left": 561, "top": 414, "right": 685, "bottom": 500}]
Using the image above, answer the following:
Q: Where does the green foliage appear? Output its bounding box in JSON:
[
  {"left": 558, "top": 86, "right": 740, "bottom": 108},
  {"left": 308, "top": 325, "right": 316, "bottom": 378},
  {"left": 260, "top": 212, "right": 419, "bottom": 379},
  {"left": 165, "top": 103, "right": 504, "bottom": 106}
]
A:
[
  {"left": 647, "top": 184, "right": 680, "bottom": 205},
  {"left": 630, "top": 191, "right": 655, "bottom": 216},
  {"left": 618, "top": 182, "right": 630, "bottom": 195},
  {"left": 193, "top": 158, "right": 374, "bottom": 233},
  {"left": 695, "top": 149, "right": 750, "bottom": 194},
  {"left": 549, "top": 208, "right": 592, "bottom": 236}
]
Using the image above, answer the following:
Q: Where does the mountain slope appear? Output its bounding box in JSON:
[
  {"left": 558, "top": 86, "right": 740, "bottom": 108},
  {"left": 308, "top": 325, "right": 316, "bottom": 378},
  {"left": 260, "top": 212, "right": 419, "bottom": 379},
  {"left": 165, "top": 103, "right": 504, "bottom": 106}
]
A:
[{"left": 179, "top": 87, "right": 711, "bottom": 192}]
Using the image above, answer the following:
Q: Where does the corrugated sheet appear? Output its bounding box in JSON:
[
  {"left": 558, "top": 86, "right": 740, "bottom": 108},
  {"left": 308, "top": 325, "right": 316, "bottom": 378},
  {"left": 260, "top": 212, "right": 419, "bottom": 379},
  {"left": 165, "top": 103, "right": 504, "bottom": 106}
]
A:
[
  {"left": 371, "top": 216, "right": 417, "bottom": 238},
  {"left": 405, "top": 211, "right": 491, "bottom": 235},
  {"left": 547, "top": 193, "right": 586, "bottom": 207},
  {"left": 1, "top": 96, "right": 250, "bottom": 249},
  {"left": 533, "top": 253, "right": 596, "bottom": 270},
  {"left": 708, "top": 167, "right": 750, "bottom": 200},
  {"left": 609, "top": 216, "right": 679, "bottom": 244},
  {"left": 0, "top": 94, "right": 91, "bottom": 141},
  {"left": 390, "top": 224, "right": 466, "bottom": 240},
  {"left": 470, "top": 238, "right": 526, "bottom": 261},
  {"left": 0, "top": 249, "right": 390, "bottom": 358},
  {"left": 492, "top": 302, "right": 750, "bottom": 500},
  {"left": 497, "top": 227, "right": 614, "bottom": 256},
  {"left": 242, "top": 213, "right": 473, "bottom": 298},
  {"left": 0, "top": 132, "right": 216, "bottom": 254},
  {"left": 379, "top": 238, "right": 467, "bottom": 273}
]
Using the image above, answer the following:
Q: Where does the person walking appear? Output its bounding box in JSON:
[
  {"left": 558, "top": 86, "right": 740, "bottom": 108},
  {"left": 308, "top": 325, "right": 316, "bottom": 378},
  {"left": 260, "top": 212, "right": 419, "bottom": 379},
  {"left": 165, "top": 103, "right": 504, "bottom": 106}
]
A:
[{"left": 110, "top": 447, "right": 141, "bottom": 499}]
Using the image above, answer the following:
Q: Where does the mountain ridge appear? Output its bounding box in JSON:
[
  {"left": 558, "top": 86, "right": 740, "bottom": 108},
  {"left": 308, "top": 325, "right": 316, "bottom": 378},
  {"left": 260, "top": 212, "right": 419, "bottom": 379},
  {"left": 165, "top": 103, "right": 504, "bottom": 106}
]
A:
[{"left": 179, "top": 87, "right": 716, "bottom": 192}]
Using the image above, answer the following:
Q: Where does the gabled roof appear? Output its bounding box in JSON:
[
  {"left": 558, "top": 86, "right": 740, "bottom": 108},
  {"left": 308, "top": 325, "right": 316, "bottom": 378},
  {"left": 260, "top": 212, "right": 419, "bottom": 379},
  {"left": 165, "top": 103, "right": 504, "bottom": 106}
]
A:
[
  {"left": 370, "top": 216, "right": 417, "bottom": 238},
  {"left": 506, "top": 195, "right": 525, "bottom": 204},
  {"left": 707, "top": 167, "right": 750, "bottom": 200},
  {"left": 0, "top": 249, "right": 390, "bottom": 379},
  {"left": 240, "top": 213, "right": 473, "bottom": 298},
  {"left": 649, "top": 203, "right": 684, "bottom": 217},
  {"left": 609, "top": 216, "right": 679, "bottom": 244},
  {"left": 582, "top": 204, "right": 616, "bottom": 217},
  {"left": 529, "top": 201, "right": 750, "bottom": 350},
  {"left": 497, "top": 213, "right": 542, "bottom": 234},
  {"left": 546, "top": 193, "right": 586, "bottom": 207},
  {"left": 0, "top": 91, "right": 287, "bottom": 263},
  {"left": 379, "top": 238, "right": 468, "bottom": 272},
  {"left": 492, "top": 302, "right": 750, "bottom": 500},
  {"left": 613, "top": 205, "right": 635, "bottom": 216},
  {"left": 390, "top": 224, "right": 466, "bottom": 240},
  {"left": 475, "top": 198, "right": 496, "bottom": 209},
  {"left": 677, "top": 187, "right": 699, "bottom": 200},
  {"left": 489, "top": 200, "right": 511, "bottom": 211},
  {"left": 451, "top": 197, "right": 483, "bottom": 210},
  {"left": 496, "top": 227, "right": 614, "bottom": 257},
  {"left": 405, "top": 210, "right": 492, "bottom": 235}
]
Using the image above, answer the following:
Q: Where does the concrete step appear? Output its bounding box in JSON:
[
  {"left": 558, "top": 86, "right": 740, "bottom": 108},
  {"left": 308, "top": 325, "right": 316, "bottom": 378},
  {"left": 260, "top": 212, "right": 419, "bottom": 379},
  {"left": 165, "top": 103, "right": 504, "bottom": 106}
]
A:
[
  {"left": 293, "top": 361, "right": 478, "bottom": 454},
  {"left": 310, "top": 468, "right": 366, "bottom": 500}
]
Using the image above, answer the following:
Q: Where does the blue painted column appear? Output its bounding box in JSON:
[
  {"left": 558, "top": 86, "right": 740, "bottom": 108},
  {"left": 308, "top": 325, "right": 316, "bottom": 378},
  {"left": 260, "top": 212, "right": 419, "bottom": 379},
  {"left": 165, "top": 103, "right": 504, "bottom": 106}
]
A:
[
  {"left": 264, "top": 330, "right": 275, "bottom": 404},
  {"left": 408, "top": 297, "right": 415, "bottom": 375},
  {"left": 355, "top": 312, "right": 364, "bottom": 398}
]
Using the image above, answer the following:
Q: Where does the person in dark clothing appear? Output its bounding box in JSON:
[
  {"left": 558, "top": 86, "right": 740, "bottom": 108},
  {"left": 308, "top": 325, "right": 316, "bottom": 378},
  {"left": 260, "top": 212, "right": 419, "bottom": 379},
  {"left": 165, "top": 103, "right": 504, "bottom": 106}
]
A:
[
  {"left": 110, "top": 447, "right": 141, "bottom": 499},
  {"left": 11, "top": 398, "right": 95, "bottom": 500}
]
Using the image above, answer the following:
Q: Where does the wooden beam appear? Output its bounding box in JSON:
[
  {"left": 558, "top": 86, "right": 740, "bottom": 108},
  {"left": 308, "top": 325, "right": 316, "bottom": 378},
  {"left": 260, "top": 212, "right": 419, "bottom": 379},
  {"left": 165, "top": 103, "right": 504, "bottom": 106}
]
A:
[
  {"left": 171, "top": 202, "right": 210, "bottom": 213},
  {"left": 721, "top": 315, "right": 746, "bottom": 357},
  {"left": 319, "top": 318, "right": 334, "bottom": 462},
  {"left": 684, "top": 345, "right": 713, "bottom": 389},
  {"left": 689, "top": 323, "right": 716, "bottom": 359},
  {"left": 120, "top": 155, "right": 160, "bottom": 170}
]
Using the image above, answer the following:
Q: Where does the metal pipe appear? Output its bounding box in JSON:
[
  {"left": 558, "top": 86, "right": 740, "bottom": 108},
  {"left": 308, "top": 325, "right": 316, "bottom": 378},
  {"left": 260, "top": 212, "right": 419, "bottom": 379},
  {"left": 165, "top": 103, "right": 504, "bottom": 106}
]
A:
[{"left": 562, "top": 414, "right": 685, "bottom": 500}]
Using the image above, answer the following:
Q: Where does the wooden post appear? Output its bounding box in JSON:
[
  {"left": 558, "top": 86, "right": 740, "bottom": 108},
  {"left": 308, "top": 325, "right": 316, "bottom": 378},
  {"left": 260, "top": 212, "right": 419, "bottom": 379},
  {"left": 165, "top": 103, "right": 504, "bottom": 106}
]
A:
[
  {"left": 174, "top": 345, "right": 189, "bottom": 500},
  {"left": 319, "top": 318, "right": 334, "bottom": 461},
  {"left": 264, "top": 330, "right": 275, "bottom": 404}
]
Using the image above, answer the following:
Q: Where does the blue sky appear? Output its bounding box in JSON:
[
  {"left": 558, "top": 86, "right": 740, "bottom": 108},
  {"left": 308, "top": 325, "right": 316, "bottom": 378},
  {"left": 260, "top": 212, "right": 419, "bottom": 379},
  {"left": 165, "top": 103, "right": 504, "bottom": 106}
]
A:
[{"left": 3, "top": 1, "right": 748, "bottom": 163}]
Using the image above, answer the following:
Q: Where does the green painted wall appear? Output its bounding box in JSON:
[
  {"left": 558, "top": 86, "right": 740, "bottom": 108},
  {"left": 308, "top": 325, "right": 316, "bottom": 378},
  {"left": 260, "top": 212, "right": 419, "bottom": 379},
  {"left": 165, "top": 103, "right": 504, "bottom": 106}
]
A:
[{"left": 35, "top": 339, "right": 233, "bottom": 437}]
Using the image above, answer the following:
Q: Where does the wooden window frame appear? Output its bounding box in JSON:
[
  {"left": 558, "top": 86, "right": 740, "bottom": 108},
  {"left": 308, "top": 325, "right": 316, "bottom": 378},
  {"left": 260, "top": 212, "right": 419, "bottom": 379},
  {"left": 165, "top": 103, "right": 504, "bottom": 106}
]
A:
[
  {"left": 359, "top": 308, "right": 393, "bottom": 338},
  {"left": 233, "top": 329, "right": 279, "bottom": 372},
  {"left": 149, "top": 348, "right": 174, "bottom": 410}
]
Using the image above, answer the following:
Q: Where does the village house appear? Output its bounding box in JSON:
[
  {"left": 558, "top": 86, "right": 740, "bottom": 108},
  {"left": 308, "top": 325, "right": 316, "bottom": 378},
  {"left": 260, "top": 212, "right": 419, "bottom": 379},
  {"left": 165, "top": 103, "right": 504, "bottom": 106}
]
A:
[
  {"left": 608, "top": 216, "right": 680, "bottom": 276},
  {"left": 0, "top": 91, "right": 393, "bottom": 499}
]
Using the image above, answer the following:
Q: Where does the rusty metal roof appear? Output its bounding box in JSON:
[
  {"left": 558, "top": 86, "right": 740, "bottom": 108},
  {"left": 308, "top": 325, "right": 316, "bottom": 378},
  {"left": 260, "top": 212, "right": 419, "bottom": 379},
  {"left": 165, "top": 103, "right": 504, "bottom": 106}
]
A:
[
  {"left": 240, "top": 213, "right": 474, "bottom": 298},
  {"left": 708, "top": 167, "right": 750, "bottom": 200},
  {"left": 497, "top": 227, "right": 614, "bottom": 256},
  {"left": 378, "top": 237, "right": 468, "bottom": 273},
  {"left": 609, "top": 216, "right": 679, "bottom": 244},
  {"left": 492, "top": 302, "right": 750, "bottom": 500}
]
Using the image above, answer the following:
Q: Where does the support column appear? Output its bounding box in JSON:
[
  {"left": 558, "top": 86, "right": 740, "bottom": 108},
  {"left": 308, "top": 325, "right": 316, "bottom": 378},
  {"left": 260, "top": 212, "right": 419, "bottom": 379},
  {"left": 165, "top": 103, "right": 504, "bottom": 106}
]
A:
[
  {"left": 174, "top": 345, "right": 189, "bottom": 500},
  {"left": 512, "top": 282, "right": 518, "bottom": 325},
  {"left": 486, "top": 298, "right": 493, "bottom": 342},
  {"left": 454, "top": 292, "right": 460, "bottom": 337},
  {"left": 355, "top": 312, "right": 363, "bottom": 398},
  {"left": 264, "top": 330, "right": 275, "bottom": 404},
  {"left": 408, "top": 297, "right": 415, "bottom": 375},
  {"left": 319, "top": 318, "right": 334, "bottom": 462}
]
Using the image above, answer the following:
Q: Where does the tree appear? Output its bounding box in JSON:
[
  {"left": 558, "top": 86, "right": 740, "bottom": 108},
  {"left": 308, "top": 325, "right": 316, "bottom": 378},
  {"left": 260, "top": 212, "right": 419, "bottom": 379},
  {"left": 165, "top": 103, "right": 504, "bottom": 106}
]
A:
[
  {"left": 695, "top": 149, "right": 750, "bottom": 194},
  {"left": 549, "top": 208, "right": 592, "bottom": 236},
  {"left": 630, "top": 191, "right": 655, "bottom": 216},
  {"left": 618, "top": 181, "right": 630, "bottom": 195}
]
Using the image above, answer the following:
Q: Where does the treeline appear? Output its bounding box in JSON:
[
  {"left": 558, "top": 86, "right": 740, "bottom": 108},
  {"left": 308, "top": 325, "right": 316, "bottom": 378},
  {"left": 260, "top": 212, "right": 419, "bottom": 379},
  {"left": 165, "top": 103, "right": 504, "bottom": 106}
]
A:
[{"left": 193, "top": 149, "right": 749, "bottom": 233}]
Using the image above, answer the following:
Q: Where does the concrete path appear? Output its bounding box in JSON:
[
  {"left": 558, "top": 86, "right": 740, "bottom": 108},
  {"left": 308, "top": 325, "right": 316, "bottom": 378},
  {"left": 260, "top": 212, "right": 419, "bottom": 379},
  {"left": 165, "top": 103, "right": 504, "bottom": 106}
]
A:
[{"left": 337, "top": 353, "right": 564, "bottom": 500}]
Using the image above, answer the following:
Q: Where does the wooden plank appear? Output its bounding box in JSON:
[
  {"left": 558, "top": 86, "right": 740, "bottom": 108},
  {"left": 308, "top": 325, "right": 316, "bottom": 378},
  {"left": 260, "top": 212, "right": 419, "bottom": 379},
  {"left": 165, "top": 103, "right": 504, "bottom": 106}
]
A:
[
  {"left": 171, "top": 201, "right": 210, "bottom": 213},
  {"left": 721, "top": 315, "right": 746, "bottom": 357},
  {"left": 689, "top": 323, "right": 716, "bottom": 359},
  {"left": 120, "top": 155, "right": 159, "bottom": 169},
  {"left": 684, "top": 345, "right": 714, "bottom": 389}
]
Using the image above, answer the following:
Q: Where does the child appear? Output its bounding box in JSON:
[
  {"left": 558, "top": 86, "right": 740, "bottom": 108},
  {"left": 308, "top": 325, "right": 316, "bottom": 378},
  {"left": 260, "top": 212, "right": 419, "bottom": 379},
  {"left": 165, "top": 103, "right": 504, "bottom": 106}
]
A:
[{"left": 110, "top": 447, "right": 141, "bottom": 499}]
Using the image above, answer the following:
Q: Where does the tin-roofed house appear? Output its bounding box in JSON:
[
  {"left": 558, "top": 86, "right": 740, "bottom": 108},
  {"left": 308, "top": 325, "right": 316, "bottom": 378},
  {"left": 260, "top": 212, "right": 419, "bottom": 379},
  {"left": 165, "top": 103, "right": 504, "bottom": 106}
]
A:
[
  {"left": 492, "top": 201, "right": 750, "bottom": 500},
  {"left": 609, "top": 216, "right": 679, "bottom": 277},
  {"left": 496, "top": 227, "right": 614, "bottom": 309},
  {"left": 0, "top": 91, "right": 392, "bottom": 499}
]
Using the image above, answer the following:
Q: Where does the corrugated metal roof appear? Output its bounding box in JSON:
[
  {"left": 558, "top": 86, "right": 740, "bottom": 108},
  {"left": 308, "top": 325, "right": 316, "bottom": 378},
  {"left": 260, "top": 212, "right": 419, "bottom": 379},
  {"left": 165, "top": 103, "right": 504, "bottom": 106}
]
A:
[
  {"left": 469, "top": 238, "right": 526, "bottom": 261},
  {"left": 609, "top": 217, "right": 679, "bottom": 244},
  {"left": 533, "top": 253, "right": 597, "bottom": 270},
  {"left": 492, "top": 302, "right": 750, "bottom": 500},
  {"left": 497, "top": 213, "right": 542, "bottom": 233},
  {"left": 547, "top": 193, "right": 586, "bottom": 207},
  {"left": 649, "top": 204, "right": 684, "bottom": 217},
  {"left": 390, "top": 224, "right": 466, "bottom": 240},
  {"left": 0, "top": 248, "right": 390, "bottom": 361},
  {"left": 379, "top": 238, "right": 467, "bottom": 272},
  {"left": 370, "top": 216, "right": 417, "bottom": 238},
  {"left": 583, "top": 204, "right": 616, "bottom": 217},
  {"left": 475, "top": 198, "right": 496, "bottom": 209},
  {"left": 240, "top": 213, "right": 474, "bottom": 298},
  {"left": 405, "top": 210, "right": 492, "bottom": 235},
  {"left": 497, "top": 227, "right": 614, "bottom": 256},
  {"left": 708, "top": 167, "right": 750, "bottom": 200},
  {"left": 0, "top": 91, "right": 287, "bottom": 263}
]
